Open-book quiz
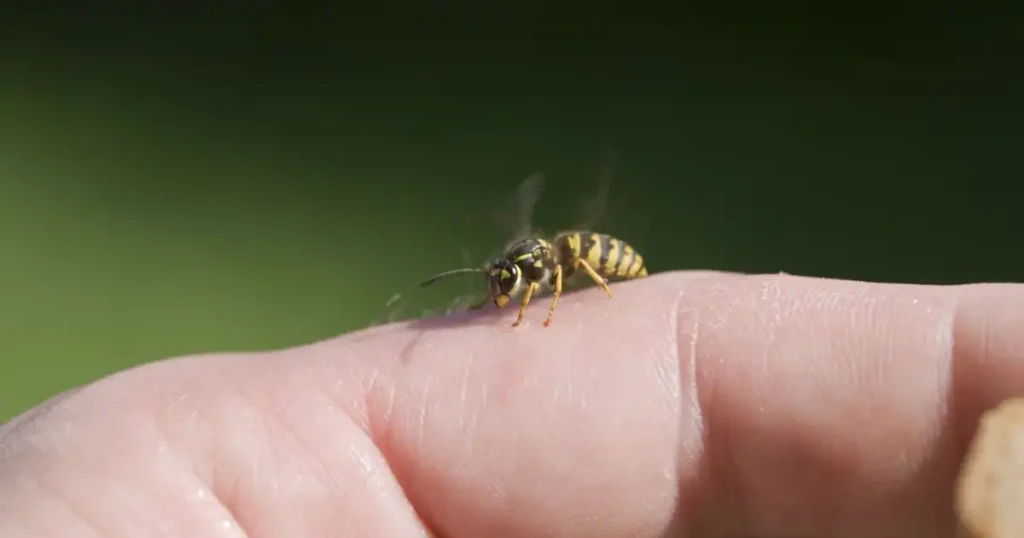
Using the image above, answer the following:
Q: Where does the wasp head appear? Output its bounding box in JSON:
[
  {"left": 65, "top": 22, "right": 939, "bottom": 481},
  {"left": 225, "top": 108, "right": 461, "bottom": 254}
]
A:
[{"left": 486, "top": 258, "right": 520, "bottom": 308}]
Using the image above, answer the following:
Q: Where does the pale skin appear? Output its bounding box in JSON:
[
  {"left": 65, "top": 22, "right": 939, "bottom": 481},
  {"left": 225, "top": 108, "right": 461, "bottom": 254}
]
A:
[{"left": 2, "top": 271, "right": 1022, "bottom": 537}]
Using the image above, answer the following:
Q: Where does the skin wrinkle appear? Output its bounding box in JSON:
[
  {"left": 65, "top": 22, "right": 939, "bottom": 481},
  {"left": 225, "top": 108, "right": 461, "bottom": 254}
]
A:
[
  {"left": 663, "top": 282, "right": 701, "bottom": 537},
  {"left": 175, "top": 355, "right": 339, "bottom": 536},
  {"left": 949, "top": 284, "right": 1024, "bottom": 474},
  {"left": 359, "top": 332, "right": 451, "bottom": 537},
  {"left": 208, "top": 392, "right": 267, "bottom": 535},
  {"left": 417, "top": 376, "right": 433, "bottom": 445},
  {"left": 264, "top": 394, "right": 339, "bottom": 497},
  {"left": 283, "top": 406, "right": 409, "bottom": 535},
  {"left": 299, "top": 353, "right": 437, "bottom": 537},
  {"left": 179, "top": 351, "right": 432, "bottom": 537},
  {"left": 905, "top": 288, "right": 971, "bottom": 537},
  {"left": 458, "top": 358, "right": 472, "bottom": 431},
  {"left": 149, "top": 375, "right": 251, "bottom": 537},
  {"left": 931, "top": 296, "right": 956, "bottom": 445},
  {"left": 950, "top": 292, "right": 978, "bottom": 458},
  {"left": 684, "top": 276, "right": 749, "bottom": 537},
  {"left": 899, "top": 290, "right": 959, "bottom": 534},
  {"left": 356, "top": 391, "right": 441, "bottom": 538},
  {"left": 354, "top": 347, "right": 399, "bottom": 450},
  {"left": 626, "top": 281, "right": 691, "bottom": 535}
]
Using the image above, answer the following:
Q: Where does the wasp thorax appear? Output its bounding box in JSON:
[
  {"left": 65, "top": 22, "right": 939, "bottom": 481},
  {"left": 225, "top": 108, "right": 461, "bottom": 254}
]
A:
[{"left": 487, "top": 258, "right": 520, "bottom": 307}]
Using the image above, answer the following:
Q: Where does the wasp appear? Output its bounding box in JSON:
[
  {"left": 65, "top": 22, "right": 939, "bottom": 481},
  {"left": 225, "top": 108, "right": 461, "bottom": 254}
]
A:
[
  {"left": 421, "top": 230, "right": 648, "bottom": 327},
  {"left": 416, "top": 152, "right": 648, "bottom": 328}
]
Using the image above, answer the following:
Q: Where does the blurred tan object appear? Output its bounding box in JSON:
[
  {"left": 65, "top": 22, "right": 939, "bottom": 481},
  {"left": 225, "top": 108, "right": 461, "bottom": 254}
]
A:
[{"left": 957, "top": 398, "right": 1024, "bottom": 538}]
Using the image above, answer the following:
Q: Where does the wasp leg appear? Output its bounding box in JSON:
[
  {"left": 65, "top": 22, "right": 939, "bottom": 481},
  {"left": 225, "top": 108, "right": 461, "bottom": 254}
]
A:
[
  {"left": 576, "top": 259, "right": 613, "bottom": 298},
  {"left": 467, "top": 296, "right": 489, "bottom": 310},
  {"left": 512, "top": 281, "right": 540, "bottom": 327},
  {"left": 543, "top": 265, "right": 563, "bottom": 327}
]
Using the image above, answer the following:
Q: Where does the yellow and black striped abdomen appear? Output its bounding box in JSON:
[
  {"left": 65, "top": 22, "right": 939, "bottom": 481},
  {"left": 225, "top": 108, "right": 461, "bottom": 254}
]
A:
[{"left": 553, "top": 231, "right": 648, "bottom": 281}]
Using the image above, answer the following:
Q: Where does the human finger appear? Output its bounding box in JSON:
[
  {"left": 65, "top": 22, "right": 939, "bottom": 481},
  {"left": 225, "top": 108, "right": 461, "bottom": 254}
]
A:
[{"left": 4, "top": 272, "right": 1022, "bottom": 538}]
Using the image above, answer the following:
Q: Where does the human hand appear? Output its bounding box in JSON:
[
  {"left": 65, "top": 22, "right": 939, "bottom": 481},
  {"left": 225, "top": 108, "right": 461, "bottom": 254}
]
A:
[{"left": 1, "top": 272, "right": 1019, "bottom": 537}]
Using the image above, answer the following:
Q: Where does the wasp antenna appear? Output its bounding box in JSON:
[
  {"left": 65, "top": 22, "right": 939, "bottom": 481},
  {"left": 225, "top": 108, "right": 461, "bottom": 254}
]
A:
[{"left": 420, "top": 267, "right": 485, "bottom": 287}]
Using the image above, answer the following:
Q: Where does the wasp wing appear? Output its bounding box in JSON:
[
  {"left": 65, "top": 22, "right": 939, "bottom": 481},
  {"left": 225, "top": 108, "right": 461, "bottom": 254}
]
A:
[
  {"left": 556, "top": 146, "right": 627, "bottom": 294},
  {"left": 576, "top": 144, "right": 616, "bottom": 232},
  {"left": 504, "top": 171, "right": 545, "bottom": 246}
]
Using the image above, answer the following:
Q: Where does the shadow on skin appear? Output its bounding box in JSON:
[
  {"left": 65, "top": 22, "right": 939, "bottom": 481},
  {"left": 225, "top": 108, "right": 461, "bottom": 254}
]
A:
[
  {"left": 348, "top": 274, "right": 665, "bottom": 351},
  {"left": 392, "top": 284, "right": 621, "bottom": 366},
  {"left": 404, "top": 281, "right": 613, "bottom": 331},
  {"left": 405, "top": 304, "right": 508, "bottom": 330}
]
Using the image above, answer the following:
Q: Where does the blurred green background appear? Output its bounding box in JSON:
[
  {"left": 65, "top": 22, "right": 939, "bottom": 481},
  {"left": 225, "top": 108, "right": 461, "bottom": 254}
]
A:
[{"left": 1, "top": 8, "right": 1020, "bottom": 421}]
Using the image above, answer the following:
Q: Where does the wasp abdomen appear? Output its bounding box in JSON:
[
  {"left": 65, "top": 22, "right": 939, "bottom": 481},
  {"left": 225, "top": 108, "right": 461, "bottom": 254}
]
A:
[{"left": 553, "top": 231, "right": 647, "bottom": 281}]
